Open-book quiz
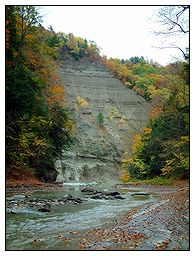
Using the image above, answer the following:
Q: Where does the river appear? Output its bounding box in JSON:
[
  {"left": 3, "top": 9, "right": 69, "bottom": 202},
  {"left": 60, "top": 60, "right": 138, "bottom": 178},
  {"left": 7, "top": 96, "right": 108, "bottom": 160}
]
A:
[{"left": 6, "top": 182, "right": 157, "bottom": 250}]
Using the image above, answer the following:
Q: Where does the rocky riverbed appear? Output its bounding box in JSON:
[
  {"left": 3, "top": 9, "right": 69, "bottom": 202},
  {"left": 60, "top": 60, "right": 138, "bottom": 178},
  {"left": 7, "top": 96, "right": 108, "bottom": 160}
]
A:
[
  {"left": 6, "top": 180, "right": 189, "bottom": 251},
  {"left": 6, "top": 187, "right": 126, "bottom": 214}
]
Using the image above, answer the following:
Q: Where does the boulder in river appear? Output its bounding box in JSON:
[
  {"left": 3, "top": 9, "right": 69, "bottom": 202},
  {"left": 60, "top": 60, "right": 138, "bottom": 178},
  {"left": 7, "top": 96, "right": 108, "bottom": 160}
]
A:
[
  {"left": 61, "top": 194, "right": 83, "bottom": 204},
  {"left": 131, "top": 192, "right": 150, "bottom": 196},
  {"left": 114, "top": 195, "right": 126, "bottom": 199},
  {"left": 7, "top": 209, "right": 17, "bottom": 214},
  {"left": 38, "top": 208, "right": 51, "bottom": 212},
  {"left": 105, "top": 191, "right": 120, "bottom": 196},
  {"left": 81, "top": 188, "right": 100, "bottom": 194},
  {"left": 73, "top": 198, "right": 83, "bottom": 203},
  {"left": 91, "top": 194, "right": 102, "bottom": 199},
  {"left": 62, "top": 194, "right": 73, "bottom": 200},
  {"left": 89, "top": 190, "right": 126, "bottom": 200}
]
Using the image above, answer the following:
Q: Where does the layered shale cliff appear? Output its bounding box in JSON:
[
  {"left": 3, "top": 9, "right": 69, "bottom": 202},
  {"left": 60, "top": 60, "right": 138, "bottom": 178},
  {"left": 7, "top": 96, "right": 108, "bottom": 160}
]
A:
[{"left": 55, "top": 56, "right": 151, "bottom": 183}]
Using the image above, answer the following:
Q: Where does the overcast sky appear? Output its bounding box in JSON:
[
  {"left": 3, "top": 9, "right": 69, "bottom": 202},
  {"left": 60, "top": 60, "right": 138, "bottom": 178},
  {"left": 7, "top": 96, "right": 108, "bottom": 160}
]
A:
[
  {"left": 41, "top": 6, "right": 187, "bottom": 65},
  {"left": 41, "top": 6, "right": 189, "bottom": 65}
]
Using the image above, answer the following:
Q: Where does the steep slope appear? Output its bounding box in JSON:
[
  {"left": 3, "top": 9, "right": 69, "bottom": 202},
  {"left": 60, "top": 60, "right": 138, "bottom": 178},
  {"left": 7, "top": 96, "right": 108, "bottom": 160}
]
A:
[{"left": 55, "top": 56, "right": 151, "bottom": 183}]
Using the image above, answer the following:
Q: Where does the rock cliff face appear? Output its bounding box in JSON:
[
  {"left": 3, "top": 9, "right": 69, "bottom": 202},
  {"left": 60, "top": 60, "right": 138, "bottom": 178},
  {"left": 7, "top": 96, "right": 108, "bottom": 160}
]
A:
[{"left": 55, "top": 56, "right": 151, "bottom": 183}]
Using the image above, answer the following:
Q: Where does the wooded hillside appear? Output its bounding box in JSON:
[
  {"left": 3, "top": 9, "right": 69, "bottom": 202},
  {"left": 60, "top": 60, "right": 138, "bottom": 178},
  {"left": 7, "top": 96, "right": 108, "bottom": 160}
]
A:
[{"left": 6, "top": 6, "right": 189, "bottom": 183}]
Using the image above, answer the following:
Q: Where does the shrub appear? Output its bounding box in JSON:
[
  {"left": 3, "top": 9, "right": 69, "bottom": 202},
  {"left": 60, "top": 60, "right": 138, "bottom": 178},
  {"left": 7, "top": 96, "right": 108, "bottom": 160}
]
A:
[{"left": 97, "top": 112, "right": 104, "bottom": 126}]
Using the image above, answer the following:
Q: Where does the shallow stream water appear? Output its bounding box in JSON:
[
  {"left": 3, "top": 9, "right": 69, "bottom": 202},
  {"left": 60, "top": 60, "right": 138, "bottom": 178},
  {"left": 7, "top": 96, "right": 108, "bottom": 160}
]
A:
[{"left": 6, "top": 182, "right": 157, "bottom": 250}]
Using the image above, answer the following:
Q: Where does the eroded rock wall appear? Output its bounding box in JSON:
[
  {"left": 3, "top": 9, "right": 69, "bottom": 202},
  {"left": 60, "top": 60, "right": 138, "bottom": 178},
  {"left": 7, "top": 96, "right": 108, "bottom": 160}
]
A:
[{"left": 56, "top": 56, "right": 151, "bottom": 183}]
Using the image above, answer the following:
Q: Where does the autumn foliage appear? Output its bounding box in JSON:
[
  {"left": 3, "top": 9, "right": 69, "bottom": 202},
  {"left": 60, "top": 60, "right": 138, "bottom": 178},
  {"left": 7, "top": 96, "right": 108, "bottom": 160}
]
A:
[
  {"left": 6, "top": 6, "right": 189, "bottom": 183},
  {"left": 6, "top": 6, "right": 75, "bottom": 182}
]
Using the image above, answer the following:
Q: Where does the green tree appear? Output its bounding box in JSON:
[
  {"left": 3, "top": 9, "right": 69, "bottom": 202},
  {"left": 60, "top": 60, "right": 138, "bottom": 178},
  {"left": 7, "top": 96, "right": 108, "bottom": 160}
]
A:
[
  {"left": 123, "top": 61, "right": 189, "bottom": 180},
  {"left": 130, "top": 56, "right": 146, "bottom": 64},
  {"left": 15, "top": 6, "right": 42, "bottom": 49},
  {"left": 6, "top": 6, "right": 74, "bottom": 182},
  {"left": 97, "top": 112, "right": 104, "bottom": 126}
]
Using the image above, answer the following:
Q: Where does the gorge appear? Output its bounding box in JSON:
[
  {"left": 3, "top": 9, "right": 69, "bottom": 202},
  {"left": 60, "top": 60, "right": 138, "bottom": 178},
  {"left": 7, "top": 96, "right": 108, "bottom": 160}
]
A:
[{"left": 55, "top": 55, "right": 151, "bottom": 183}]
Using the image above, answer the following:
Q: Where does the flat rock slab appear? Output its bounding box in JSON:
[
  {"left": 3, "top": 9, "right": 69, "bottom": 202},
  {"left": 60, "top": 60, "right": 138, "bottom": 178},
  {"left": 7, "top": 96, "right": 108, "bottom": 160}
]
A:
[
  {"left": 81, "top": 188, "right": 126, "bottom": 200},
  {"left": 131, "top": 192, "right": 150, "bottom": 196}
]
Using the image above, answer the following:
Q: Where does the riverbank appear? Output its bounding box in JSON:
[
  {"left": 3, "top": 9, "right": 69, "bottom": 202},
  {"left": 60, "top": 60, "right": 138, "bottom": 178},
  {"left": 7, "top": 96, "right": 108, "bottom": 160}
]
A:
[
  {"left": 6, "top": 182, "right": 64, "bottom": 195},
  {"left": 6, "top": 167, "right": 63, "bottom": 195},
  {"left": 78, "top": 179, "right": 189, "bottom": 250}
]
